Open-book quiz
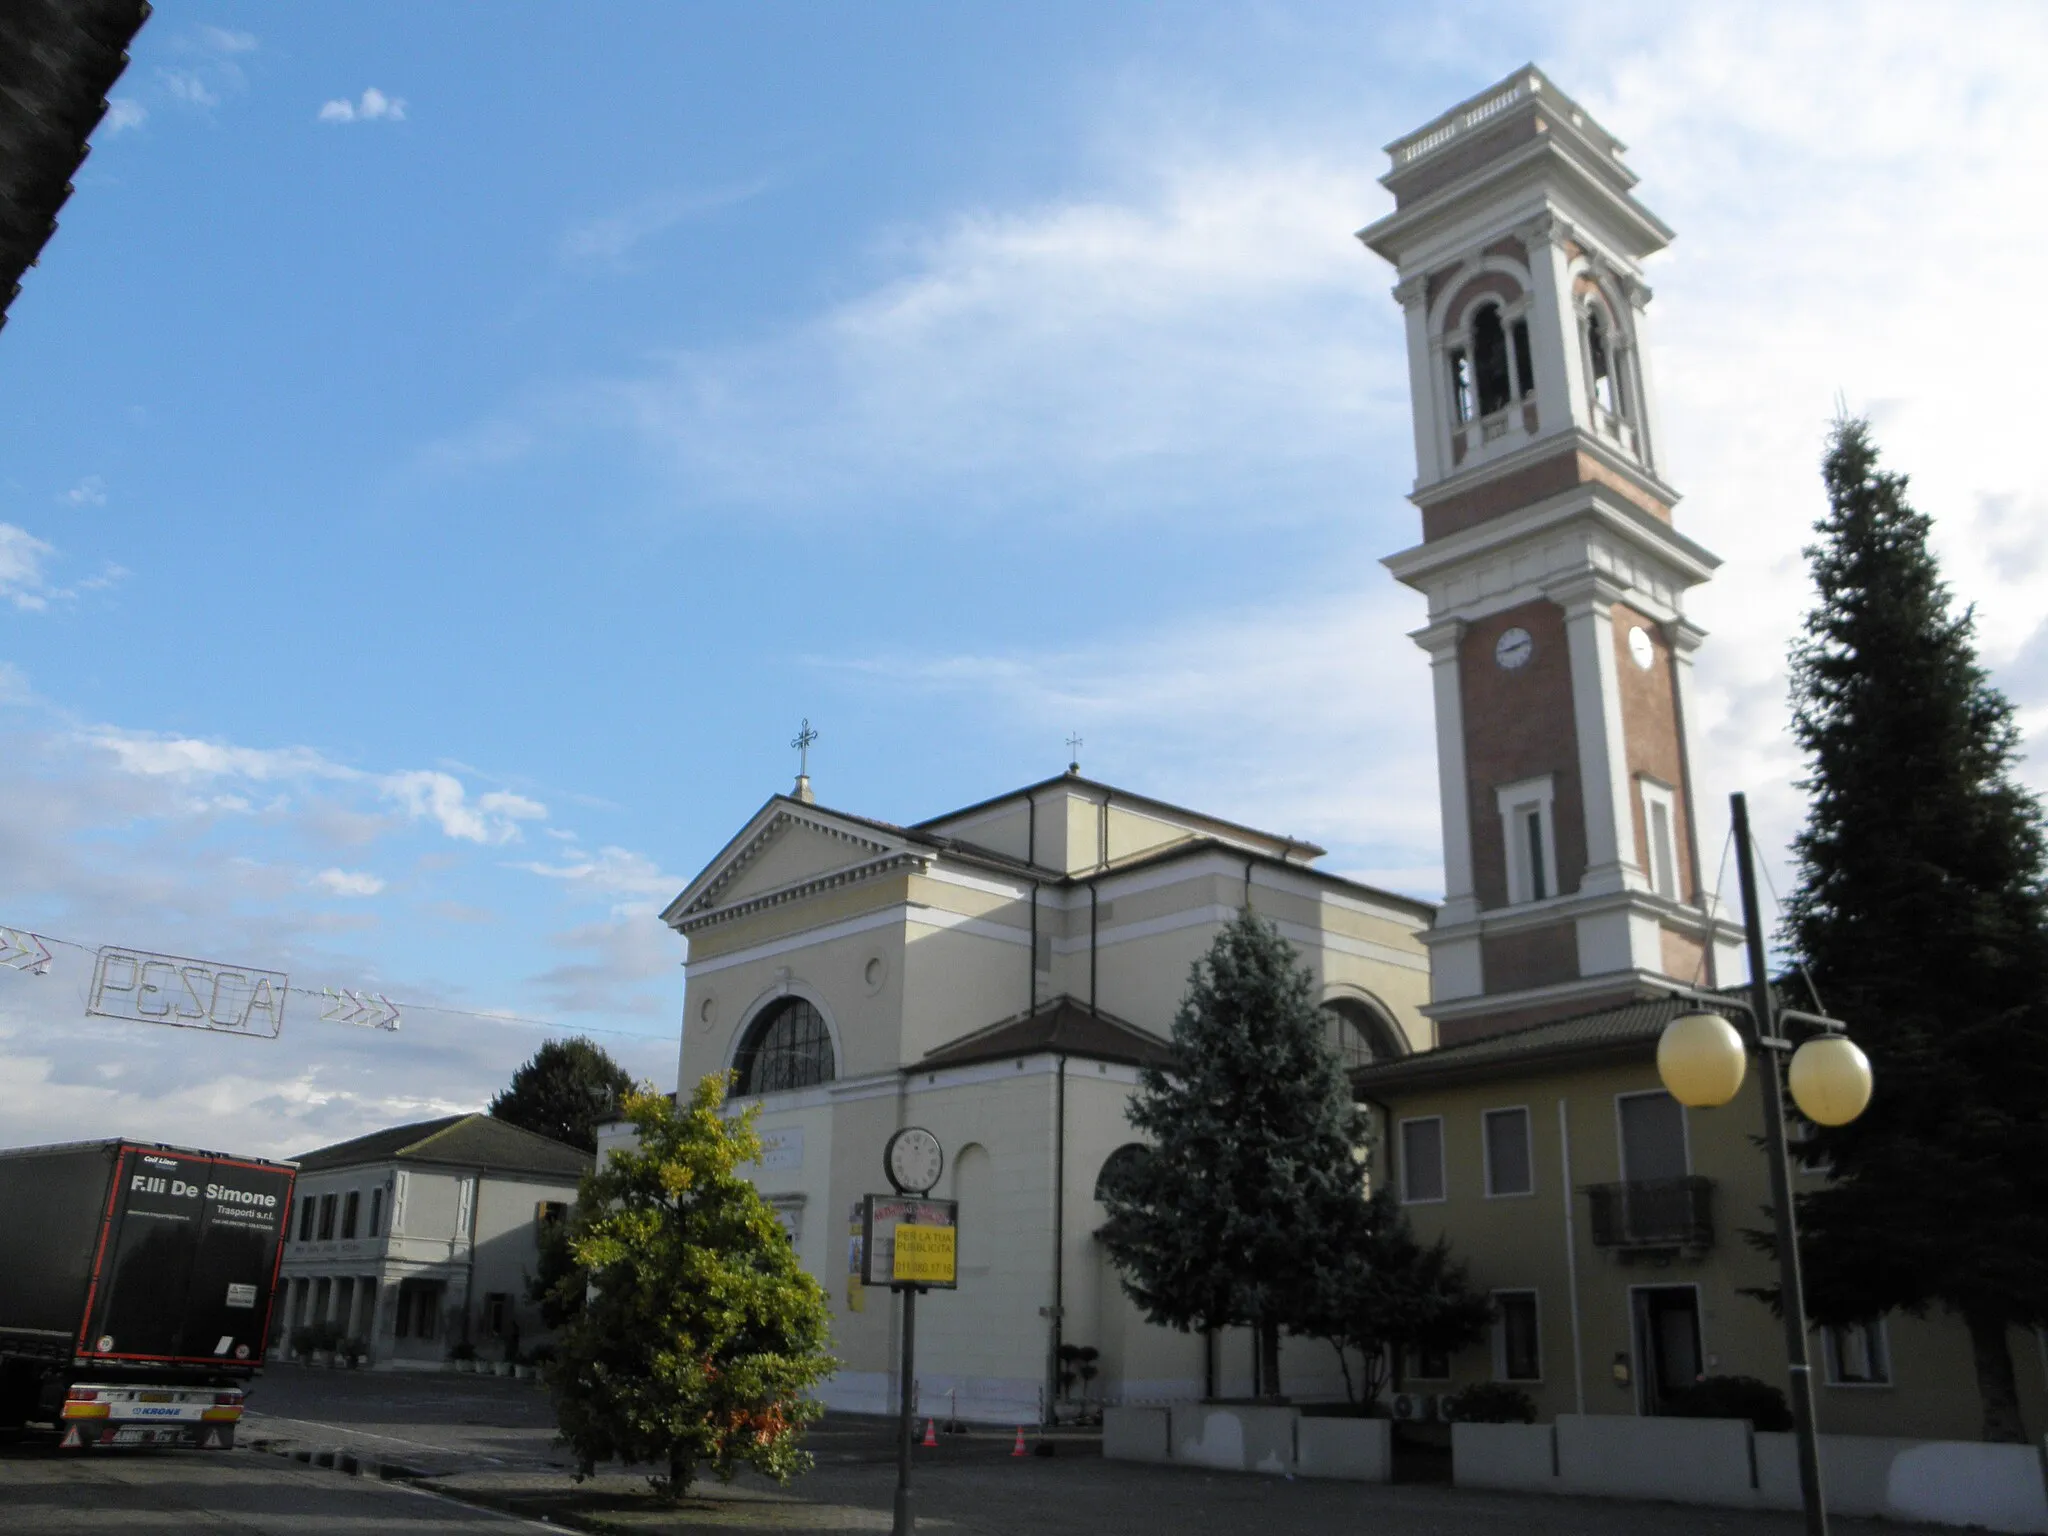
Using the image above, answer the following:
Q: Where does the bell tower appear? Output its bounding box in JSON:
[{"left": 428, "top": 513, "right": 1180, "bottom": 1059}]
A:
[{"left": 1361, "top": 67, "right": 1742, "bottom": 1043}]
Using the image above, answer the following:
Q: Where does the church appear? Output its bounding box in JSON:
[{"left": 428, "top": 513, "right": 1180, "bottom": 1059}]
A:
[
  {"left": 652, "top": 765, "right": 1435, "bottom": 1419},
  {"left": 638, "top": 64, "right": 2048, "bottom": 1443}
]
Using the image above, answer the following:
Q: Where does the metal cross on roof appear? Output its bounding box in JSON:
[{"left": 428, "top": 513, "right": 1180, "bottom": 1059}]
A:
[
  {"left": 1065, "top": 733, "right": 1083, "bottom": 771},
  {"left": 792, "top": 718, "right": 819, "bottom": 776}
]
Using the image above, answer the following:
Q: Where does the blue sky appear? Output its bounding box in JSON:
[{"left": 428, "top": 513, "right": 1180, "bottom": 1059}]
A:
[{"left": 4, "top": 2, "right": 2047, "bottom": 1157}]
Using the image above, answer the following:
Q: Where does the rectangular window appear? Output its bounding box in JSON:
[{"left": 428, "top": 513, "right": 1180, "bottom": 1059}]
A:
[
  {"left": 1496, "top": 776, "right": 1558, "bottom": 907},
  {"left": 297, "top": 1197, "right": 315, "bottom": 1242},
  {"left": 1639, "top": 777, "right": 1679, "bottom": 899},
  {"left": 317, "top": 1192, "right": 337, "bottom": 1240},
  {"left": 1400, "top": 1117, "right": 1446, "bottom": 1204},
  {"left": 341, "top": 1190, "right": 360, "bottom": 1240},
  {"left": 1823, "top": 1319, "right": 1891, "bottom": 1386},
  {"left": 1483, "top": 1108, "right": 1533, "bottom": 1197},
  {"left": 483, "top": 1292, "right": 511, "bottom": 1336},
  {"left": 535, "top": 1200, "right": 567, "bottom": 1228},
  {"left": 368, "top": 1187, "right": 384, "bottom": 1237},
  {"left": 1407, "top": 1344, "right": 1450, "bottom": 1381},
  {"left": 1618, "top": 1092, "right": 1690, "bottom": 1183},
  {"left": 395, "top": 1280, "right": 442, "bottom": 1341},
  {"left": 1496, "top": 1291, "right": 1541, "bottom": 1381}
]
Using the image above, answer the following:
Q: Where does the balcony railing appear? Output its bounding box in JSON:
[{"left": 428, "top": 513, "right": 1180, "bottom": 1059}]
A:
[{"left": 1585, "top": 1177, "right": 1714, "bottom": 1255}]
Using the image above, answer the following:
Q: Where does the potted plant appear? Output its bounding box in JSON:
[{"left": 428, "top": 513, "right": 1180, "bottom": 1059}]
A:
[
  {"left": 448, "top": 1339, "right": 477, "bottom": 1374},
  {"left": 342, "top": 1337, "right": 368, "bottom": 1369},
  {"left": 293, "top": 1319, "right": 344, "bottom": 1367}
]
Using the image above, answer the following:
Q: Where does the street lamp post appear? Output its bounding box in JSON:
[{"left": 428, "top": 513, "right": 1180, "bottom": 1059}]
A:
[{"left": 1654, "top": 792, "right": 1873, "bottom": 1536}]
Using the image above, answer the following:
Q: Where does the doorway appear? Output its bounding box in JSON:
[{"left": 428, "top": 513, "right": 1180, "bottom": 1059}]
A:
[{"left": 1632, "top": 1285, "right": 1702, "bottom": 1414}]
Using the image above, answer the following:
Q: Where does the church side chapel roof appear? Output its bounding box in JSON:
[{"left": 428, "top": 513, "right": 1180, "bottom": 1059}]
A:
[
  {"left": 1350, "top": 994, "right": 1699, "bottom": 1095},
  {"left": 293, "top": 1112, "right": 592, "bottom": 1180},
  {"left": 917, "top": 995, "right": 1176, "bottom": 1073}
]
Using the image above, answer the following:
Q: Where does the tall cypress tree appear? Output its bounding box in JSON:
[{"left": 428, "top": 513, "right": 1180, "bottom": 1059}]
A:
[
  {"left": 1782, "top": 418, "right": 2048, "bottom": 1442},
  {"left": 1097, "top": 908, "right": 1366, "bottom": 1398}
]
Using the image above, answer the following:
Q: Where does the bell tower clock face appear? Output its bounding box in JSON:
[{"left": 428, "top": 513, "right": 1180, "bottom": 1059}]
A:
[
  {"left": 1494, "top": 627, "right": 1534, "bottom": 670},
  {"left": 884, "top": 1127, "right": 944, "bottom": 1195}
]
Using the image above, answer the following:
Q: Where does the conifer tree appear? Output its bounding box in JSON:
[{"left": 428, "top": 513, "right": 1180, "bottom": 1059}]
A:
[
  {"left": 1098, "top": 908, "right": 1367, "bottom": 1397},
  {"left": 545, "top": 1078, "right": 835, "bottom": 1495},
  {"left": 1781, "top": 418, "right": 2048, "bottom": 1442}
]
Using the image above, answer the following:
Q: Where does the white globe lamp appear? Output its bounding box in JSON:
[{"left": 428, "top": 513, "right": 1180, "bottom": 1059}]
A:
[{"left": 1656, "top": 1011, "right": 1749, "bottom": 1108}]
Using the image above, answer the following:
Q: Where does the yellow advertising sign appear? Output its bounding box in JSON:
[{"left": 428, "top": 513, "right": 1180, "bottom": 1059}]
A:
[{"left": 892, "top": 1224, "right": 958, "bottom": 1285}]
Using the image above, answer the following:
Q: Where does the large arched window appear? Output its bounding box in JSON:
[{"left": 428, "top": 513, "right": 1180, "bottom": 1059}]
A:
[
  {"left": 1093, "top": 1143, "right": 1149, "bottom": 1203},
  {"left": 1320, "top": 998, "right": 1404, "bottom": 1071},
  {"left": 732, "top": 997, "right": 835, "bottom": 1095}
]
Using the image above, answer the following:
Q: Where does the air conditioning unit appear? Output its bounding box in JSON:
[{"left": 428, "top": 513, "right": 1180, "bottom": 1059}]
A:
[
  {"left": 1390, "top": 1392, "right": 1435, "bottom": 1422},
  {"left": 1434, "top": 1393, "right": 1459, "bottom": 1422}
]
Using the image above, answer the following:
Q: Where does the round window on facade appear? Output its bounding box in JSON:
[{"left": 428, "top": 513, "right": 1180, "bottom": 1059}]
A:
[{"left": 733, "top": 997, "right": 836, "bottom": 1095}]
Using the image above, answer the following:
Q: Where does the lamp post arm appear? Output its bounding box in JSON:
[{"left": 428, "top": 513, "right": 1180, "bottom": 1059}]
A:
[{"left": 1731, "top": 792, "right": 1829, "bottom": 1536}]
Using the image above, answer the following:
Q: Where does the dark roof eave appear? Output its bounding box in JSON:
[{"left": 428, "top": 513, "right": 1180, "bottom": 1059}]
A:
[{"left": 1351, "top": 1035, "right": 1657, "bottom": 1096}]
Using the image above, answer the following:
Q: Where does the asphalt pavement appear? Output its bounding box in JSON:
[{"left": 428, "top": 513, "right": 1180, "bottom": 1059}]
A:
[
  {"left": 0, "top": 1440, "right": 548, "bottom": 1534},
  {"left": 0, "top": 1366, "right": 1967, "bottom": 1535}
]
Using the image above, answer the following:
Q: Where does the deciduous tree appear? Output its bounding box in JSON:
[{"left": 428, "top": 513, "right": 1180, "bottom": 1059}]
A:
[{"left": 543, "top": 1078, "right": 835, "bottom": 1496}]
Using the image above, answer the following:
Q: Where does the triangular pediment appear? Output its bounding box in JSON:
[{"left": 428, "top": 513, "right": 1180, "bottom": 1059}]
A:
[{"left": 662, "top": 798, "right": 929, "bottom": 932}]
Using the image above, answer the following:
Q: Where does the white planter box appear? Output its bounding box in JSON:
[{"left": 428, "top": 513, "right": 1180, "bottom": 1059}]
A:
[
  {"left": 1453, "top": 1421, "right": 1556, "bottom": 1491},
  {"left": 1295, "top": 1416, "right": 1390, "bottom": 1482},
  {"left": 1555, "top": 1413, "right": 1755, "bottom": 1507},
  {"left": 1169, "top": 1404, "right": 1298, "bottom": 1474},
  {"left": 1758, "top": 1432, "right": 2048, "bottom": 1533},
  {"left": 1102, "top": 1406, "right": 1171, "bottom": 1464}
]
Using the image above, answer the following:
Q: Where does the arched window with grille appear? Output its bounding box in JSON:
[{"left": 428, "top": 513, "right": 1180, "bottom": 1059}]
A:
[
  {"left": 732, "top": 997, "right": 835, "bottom": 1095},
  {"left": 1319, "top": 997, "right": 1405, "bottom": 1071}
]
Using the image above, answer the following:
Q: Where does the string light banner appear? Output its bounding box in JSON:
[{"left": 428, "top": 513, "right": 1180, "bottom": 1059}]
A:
[{"left": 87, "top": 946, "right": 289, "bottom": 1039}]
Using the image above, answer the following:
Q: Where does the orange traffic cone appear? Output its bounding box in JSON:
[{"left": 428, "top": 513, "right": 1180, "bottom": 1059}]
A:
[
  {"left": 1011, "top": 1426, "right": 1027, "bottom": 1457},
  {"left": 921, "top": 1417, "right": 937, "bottom": 1448}
]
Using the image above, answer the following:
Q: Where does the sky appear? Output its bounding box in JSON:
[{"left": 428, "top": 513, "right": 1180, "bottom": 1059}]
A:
[{"left": 3, "top": 2, "right": 2046, "bottom": 1160}]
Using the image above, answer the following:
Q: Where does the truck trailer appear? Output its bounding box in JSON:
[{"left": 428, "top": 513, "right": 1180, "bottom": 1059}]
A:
[{"left": 0, "top": 1138, "right": 295, "bottom": 1448}]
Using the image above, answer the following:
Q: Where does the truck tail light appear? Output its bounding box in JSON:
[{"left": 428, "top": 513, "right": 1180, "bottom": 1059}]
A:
[
  {"left": 61, "top": 1389, "right": 110, "bottom": 1419},
  {"left": 202, "top": 1390, "right": 245, "bottom": 1422}
]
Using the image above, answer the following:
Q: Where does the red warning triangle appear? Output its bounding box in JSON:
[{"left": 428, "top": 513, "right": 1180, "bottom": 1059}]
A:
[{"left": 60, "top": 1425, "right": 81, "bottom": 1449}]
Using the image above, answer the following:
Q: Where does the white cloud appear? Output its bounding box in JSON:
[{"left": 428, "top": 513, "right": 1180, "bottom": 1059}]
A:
[
  {"left": 87, "top": 729, "right": 550, "bottom": 846},
  {"left": 515, "top": 845, "right": 679, "bottom": 914},
  {"left": 199, "top": 26, "right": 258, "bottom": 55},
  {"left": 0, "top": 523, "right": 56, "bottom": 611},
  {"left": 159, "top": 69, "right": 220, "bottom": 109},
  {"left": 102, "top": 100, "right": 145, "bottom": 135},
  {"left": 557, "top": 181, "right": 770, "bottom": 267},
  {"left": 61, "top": 474, "right": 107, "bottom": 507},
  {"left": 381, "top": 771, "right": 543, "bottom": 844},
  {"left": 320, "top": 87, "right": 407, "bottom": 125},
  {"left": 426, "top": 150, "right": 1395, "bottom": 522},
  {"left": 316, "top": 868, "right": 386, "bottom": 898}
]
